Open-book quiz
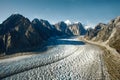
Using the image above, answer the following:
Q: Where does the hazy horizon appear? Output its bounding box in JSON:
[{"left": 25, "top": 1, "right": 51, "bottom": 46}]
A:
[{"left": 0, "top": 0, "right": 120, "bottom": 28}]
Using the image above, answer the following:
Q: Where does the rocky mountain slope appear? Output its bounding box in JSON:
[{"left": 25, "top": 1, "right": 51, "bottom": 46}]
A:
[
  {"left": 0, "top": 14, "right": 86, "bottom": 55},
  {"left": 85, "top": 16, "right": 120, "bottom": 53},
  {"left": 0, "top": 14, "right": 54, "bottom": 55}
]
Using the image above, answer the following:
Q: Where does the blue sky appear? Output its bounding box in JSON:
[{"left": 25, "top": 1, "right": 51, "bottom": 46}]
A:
[{"left": 0, "top": 0, "right": 120, "bottom": 27}]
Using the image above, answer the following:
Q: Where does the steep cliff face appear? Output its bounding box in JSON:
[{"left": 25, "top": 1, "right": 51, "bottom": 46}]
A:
[
  {"left": 68, "top": 22, "right": 86, "bottom": 35},
  {"left": 54, "top": 21, "right": 73, "bottom": 36},
  {"left": 85, "top": 16, "right": 120, "bottom": 53}
]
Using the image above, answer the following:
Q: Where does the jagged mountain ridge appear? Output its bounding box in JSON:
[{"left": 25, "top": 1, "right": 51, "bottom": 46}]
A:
[
  {"left": 54, "top": 21, "right": 73, "bottom": 35},
  {"left": 0, "top": 14, "right": 86, "bottom": 55},
  {"left": 68, "top": 22, "right": 86, "bottom": 35},
  {"left": 54, "top": 21, "right": 86, "bottom": 36}
]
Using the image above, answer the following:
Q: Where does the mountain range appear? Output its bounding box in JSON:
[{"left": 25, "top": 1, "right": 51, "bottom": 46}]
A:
[
  {"left": 0, "top": 14, "right": 86, "bottom": 55},
  {"left": 0, "top": 14, "right": 119, "bottom": 55}
]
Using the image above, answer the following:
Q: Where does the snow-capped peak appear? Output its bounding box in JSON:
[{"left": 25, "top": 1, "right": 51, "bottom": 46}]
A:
[{"left": 65, "top": 20, "right": 72, "bottom": 25}]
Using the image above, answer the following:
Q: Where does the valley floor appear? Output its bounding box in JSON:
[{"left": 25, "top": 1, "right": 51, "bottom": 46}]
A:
[{"left": 0, "top": 37, "right": 119, "bottom": 80}]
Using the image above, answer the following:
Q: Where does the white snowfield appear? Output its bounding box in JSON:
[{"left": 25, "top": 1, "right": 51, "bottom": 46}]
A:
[{"left": 0, "top": 37, "right": 110, "bottom": 80}]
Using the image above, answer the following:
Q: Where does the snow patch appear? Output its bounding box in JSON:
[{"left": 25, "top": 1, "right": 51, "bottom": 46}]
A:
[{"left": 65, "top": 20, "right": 72, "bottom": 25}]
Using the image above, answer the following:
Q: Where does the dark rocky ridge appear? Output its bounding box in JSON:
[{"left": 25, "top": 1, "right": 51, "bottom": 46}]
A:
[{"left": 85, "top": 16, "right": 120, "bottom": 53}]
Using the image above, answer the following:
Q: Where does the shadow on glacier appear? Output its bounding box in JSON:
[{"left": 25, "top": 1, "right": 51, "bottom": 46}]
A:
[
  {"left": 34, "top": 39, "right": 85, "bottom": 53},
  {"left": 47, "top": 39, "right": 85, "bottom": 46}
]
